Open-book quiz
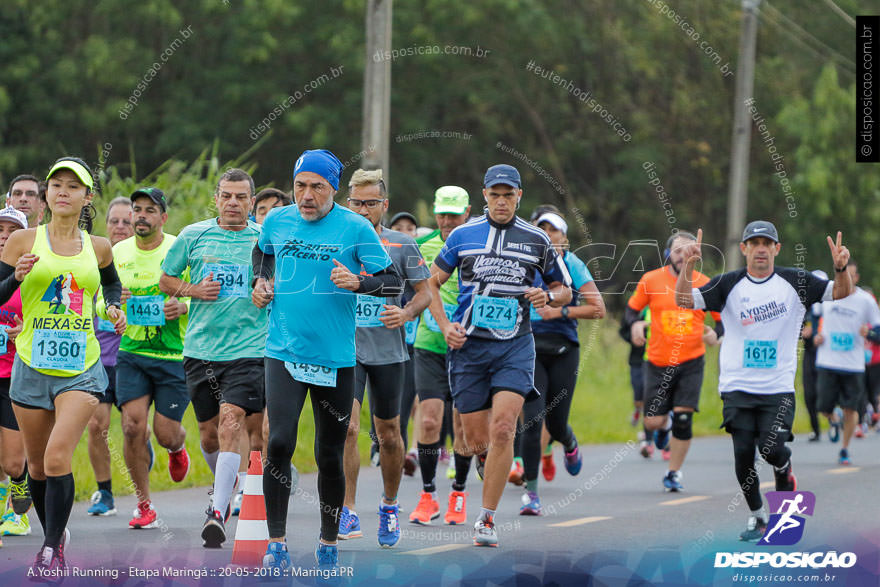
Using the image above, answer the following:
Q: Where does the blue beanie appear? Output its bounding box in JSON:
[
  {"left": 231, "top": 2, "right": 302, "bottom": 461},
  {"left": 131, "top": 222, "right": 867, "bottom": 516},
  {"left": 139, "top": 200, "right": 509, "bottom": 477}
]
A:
[{"left": 293, "top": 149, "right": 344, "bottom": 190}]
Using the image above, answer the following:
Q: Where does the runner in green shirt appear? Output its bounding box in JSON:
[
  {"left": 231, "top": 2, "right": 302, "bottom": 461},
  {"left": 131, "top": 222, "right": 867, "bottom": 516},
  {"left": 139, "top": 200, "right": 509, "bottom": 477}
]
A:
[
  {"left": 100, "top": 187, "right": 191, "bottom": 531},
  {"left": 408, "top": 186, "right": 477, "bottom": 527}
]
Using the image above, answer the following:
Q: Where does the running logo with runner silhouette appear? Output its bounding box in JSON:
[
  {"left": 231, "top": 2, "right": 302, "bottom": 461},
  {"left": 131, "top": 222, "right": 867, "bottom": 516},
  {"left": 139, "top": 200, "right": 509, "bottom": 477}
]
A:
[{"left": 759, "top": 491, "right": 816, "bottom": 546}]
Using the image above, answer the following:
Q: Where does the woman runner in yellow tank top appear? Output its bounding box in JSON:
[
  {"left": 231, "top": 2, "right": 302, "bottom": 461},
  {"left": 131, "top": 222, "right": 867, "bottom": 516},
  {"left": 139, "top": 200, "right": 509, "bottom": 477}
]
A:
[{"left": 0, "top": 157, "right": 125, "bottom": 579}]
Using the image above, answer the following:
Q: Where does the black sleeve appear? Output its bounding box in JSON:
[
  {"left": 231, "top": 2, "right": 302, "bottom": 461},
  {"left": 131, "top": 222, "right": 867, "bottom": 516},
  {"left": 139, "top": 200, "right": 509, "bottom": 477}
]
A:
[
  {"left": 713, "top": 321, "right": 724, "bottom": 338},
  {"left": 252, "top": 242, "right": 275, "bottom": 283},
  {"left": 356, "top": 264, "right": 403, "bottom": 297},
  {"left": 100, "top": 263, "right": 122, "bottom": 308},
  {"left": 0, "top": 263, "right": 21, "bottom": 306},
  {"left": 620, "top": 306, "right": 641, "bottom": 342},
  {"left": 698, "top": 269, "right": 745, "bottom": 313},
  {"left": 775, "top": 266, "right": 830, "bottom": 307}
]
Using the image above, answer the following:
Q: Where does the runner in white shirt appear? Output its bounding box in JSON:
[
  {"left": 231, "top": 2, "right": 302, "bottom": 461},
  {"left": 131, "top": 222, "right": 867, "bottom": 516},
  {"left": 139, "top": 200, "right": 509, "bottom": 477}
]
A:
[
  {"left": 813, "top": 261, "right": 880, "bottom": 466},
  {"left": 675, "top": 221, "right": 853, "bottom": 542}
]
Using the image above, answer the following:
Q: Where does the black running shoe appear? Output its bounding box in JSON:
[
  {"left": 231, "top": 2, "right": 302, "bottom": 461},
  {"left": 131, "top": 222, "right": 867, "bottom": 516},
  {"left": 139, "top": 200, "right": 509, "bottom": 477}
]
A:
[{"left": 201, "top": 508, "right": 226, "bottom": 548}]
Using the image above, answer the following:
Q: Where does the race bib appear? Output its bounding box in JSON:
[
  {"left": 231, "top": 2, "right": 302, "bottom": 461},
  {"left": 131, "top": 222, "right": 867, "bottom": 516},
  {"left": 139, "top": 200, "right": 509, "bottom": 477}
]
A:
[
  {"left": 204, "top": 263, "right": 248, "bottom": 298},
  {"left": 95, "top": 317, "right": 116, "bottom": 333},
  {"left": 31, "top": 329, "right": 87, "bottom": 371},
  {"left": 743, "top": 339, "right": 777, "bottom": 369},
  {"left": 0, "top": 326, "right": 7, "bottom": 351},
  {"left": 284, "top": 361, "right": 337, "bottom": 387},
  {"left": 830, "top": 332, "right": 855, "bottom": 352},
  {"left": 661, "top": 310, "right": 697, "bottom": 335},
  {"left": 472, "top": 295, "right": 517, "bottom": 330},
  {"left": 530, "top": 305, "right": 543, "bottom": 321},
  {"left": 127, "top": 295, "right": 166, "bottom": 327},
  {"left": 404, "top": 318, "right": 419, "bottom": 345},
  {"left": 424, "top": 303, "right": 457, "bottom": 333},
  {"left": 355, "top": 295, "right": 385, "bottom": 327}
]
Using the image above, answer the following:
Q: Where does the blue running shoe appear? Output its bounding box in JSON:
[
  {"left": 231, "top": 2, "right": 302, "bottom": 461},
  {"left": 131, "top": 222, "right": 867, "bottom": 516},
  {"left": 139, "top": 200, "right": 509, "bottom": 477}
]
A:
[
  {"left": 87, "top": 489, "right": 117, "bottom": 516},
  {"left": 263, "top": 541, "right": 291, "bottom": 576},
  {"left": 839, "top": 448, "right": 851, "bottom": 465},
  {"left": 829, "top": 409, "right": 842, "bottom": 443},
  {"left": 663, "top": 470, "right": 683, "bottom": 492},
  {"left": 315, "top": 542, "right": 341, "bottom": 584},
  {"left": 338, "top": 506, "right": 362, "bottom": 539},
  {"left": 377, "top": 503, "right": 400, "bottom": 548},
  {"left": 564, "top": 446, "right": 582, "bottom": 476},
  {"left": 519, "top": 491, "right": 542, "bottom": 515},
  {"left": 654, "top": 428, "right": 670, "bottom": 451}
]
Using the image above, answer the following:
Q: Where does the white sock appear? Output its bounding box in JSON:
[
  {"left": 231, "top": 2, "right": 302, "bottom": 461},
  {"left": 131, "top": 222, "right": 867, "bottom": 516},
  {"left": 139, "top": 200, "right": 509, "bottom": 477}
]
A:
[
  {"left": 201, "top": 447, "right": 219, "bottom": 475},
  {"left": 237, "top": 471, "right": 247, "bottom": 491},
  {"left": 212, "top": 452, "right": 241, "bottom": 516}
]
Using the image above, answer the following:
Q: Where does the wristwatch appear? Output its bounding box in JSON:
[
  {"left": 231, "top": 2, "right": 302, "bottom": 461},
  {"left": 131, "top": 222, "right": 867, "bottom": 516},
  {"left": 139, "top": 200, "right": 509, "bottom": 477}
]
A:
[
  {"left": 561, "top": 306, "right": 570, "bottom": 319},
  {"left": 547, "top": 291, "right": 555, "bottom": 304}
]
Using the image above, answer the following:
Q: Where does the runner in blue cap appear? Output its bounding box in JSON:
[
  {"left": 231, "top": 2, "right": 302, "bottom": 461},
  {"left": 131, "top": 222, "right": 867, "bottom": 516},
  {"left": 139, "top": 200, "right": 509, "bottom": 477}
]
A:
[
  {"left": 428, "top": 164, "right": 572, "bottom": 547},
  {"left": 253, "top": 149, "right": 403, "bottom": 574}
]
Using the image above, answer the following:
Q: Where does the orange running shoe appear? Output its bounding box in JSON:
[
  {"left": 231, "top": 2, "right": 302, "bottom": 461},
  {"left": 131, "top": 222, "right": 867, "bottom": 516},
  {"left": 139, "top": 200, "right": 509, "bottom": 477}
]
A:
[
  {"left": 541, "top": 452, "right": 556, "bottom": 482},
  {"left": 408, "top": 492, "right": 440, "bottom": 525},
  {"left": 508, "top": 458, "right": 524, "bottom": 486},
  {"left": 444, "top": 491, "right": 467, "bottom": 525}
]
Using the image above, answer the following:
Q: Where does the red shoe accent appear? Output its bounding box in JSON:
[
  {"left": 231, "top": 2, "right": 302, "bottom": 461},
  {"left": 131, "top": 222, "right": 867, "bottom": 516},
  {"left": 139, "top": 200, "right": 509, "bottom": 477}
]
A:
[{"left": 168, "top": 447, "right": 190, "bottom": 483}]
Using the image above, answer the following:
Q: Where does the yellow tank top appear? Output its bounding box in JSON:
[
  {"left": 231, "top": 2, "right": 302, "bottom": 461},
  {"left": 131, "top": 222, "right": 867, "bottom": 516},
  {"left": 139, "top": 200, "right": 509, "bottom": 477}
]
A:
[{"left": 17, "top": 226, "right": 101, "bottom": 376}]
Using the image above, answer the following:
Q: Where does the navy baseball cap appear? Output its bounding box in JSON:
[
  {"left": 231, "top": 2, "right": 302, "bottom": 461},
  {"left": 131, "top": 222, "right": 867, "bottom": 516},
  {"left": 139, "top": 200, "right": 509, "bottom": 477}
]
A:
[
  {"left": 483, "top": 164, "right": 521, "bottom": 189},
  {"left": 742, "top": 220, "right": 779, "bottom": 243}
]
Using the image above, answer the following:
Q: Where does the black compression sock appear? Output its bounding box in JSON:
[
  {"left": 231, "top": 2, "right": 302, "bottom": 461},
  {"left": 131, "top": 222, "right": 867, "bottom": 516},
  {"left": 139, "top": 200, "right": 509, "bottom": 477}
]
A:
[
  {"left": 417, "top": 441, "right": 442, "bottom": 493},
  {"left": 453, "top": 452, "right": 472, "bottom": 491},
  {"left": 44, "top": 473, "right": 74, "bottom": 549},
  {"left": 28, "top": 476, "right": 47, "bottom": 533}
]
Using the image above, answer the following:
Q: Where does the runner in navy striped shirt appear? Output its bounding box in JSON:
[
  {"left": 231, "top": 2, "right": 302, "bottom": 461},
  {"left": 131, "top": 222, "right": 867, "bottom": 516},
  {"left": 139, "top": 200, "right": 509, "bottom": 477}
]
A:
[{"left": 428, "top": 164, "right": 572, "bottom": 547}]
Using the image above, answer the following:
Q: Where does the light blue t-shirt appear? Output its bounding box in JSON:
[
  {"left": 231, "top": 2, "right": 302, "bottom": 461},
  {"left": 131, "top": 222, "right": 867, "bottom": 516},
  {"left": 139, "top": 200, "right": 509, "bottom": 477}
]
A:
[{"left": 259, "top": 204, "right": 392, "bottom": 368}]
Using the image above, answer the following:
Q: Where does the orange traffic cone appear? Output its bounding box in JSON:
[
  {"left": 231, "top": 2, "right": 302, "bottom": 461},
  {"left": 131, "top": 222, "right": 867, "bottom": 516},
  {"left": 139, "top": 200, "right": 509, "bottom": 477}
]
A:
[{"left": 231, "top": 451, "right": 269, "bottom": 567}]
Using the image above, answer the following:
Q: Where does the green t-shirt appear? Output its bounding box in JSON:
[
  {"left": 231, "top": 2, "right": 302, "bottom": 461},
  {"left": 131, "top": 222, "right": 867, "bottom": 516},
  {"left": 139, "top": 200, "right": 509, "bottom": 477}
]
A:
[
  {"left": 114, "top": 234, "right": 188, "bottom": 361},
  {"left": 414, "top": 229, "right": 460, "bottom": 354},
  {"left": 161, "top": 218, "right": 268, "bottom": 361}
]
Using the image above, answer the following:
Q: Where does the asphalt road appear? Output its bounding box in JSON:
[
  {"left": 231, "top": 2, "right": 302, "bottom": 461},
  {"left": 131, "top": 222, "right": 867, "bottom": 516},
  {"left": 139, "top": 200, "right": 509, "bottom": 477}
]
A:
[{"left": 1, "top": 430, "right": 878, "bottom": 586}]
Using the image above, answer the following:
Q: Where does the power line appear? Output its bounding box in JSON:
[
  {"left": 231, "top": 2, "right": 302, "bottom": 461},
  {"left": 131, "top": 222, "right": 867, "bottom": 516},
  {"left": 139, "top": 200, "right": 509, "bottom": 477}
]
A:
[
  {"left": 820, "top": 0, "right": 856, "bottom": 28},
  {"left": 763, "top": 2, "right": 855, "bottom": 71},
  {"left": 761, "top": 7, "right": 836, "bottom": 64}
]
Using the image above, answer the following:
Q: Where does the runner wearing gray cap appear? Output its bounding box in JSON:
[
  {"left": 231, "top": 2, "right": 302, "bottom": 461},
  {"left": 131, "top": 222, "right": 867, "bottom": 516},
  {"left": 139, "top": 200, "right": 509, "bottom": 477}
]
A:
[{"left": 675, "top": 222, "right": 853, "bottom": 541}]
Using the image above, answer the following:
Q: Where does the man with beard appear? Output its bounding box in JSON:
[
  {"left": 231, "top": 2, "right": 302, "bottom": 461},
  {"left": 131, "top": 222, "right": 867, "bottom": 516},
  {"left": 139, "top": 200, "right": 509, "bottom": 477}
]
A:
[
  {"left": 624, "top": 231, "right": 722, "bottom": 492},
  {"left": 252, "top": 150, "right": 401, "bottom": 572},
  {"left": 339, "top": 168, "right": 431, "bottom": 548},
  {"left": 107, "top": 188, "right": 191, "bottom": 530}
]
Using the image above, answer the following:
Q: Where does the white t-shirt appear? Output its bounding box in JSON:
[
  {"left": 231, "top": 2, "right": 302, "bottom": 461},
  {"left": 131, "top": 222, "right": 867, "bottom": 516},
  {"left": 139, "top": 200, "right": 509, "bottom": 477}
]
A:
[
  {"left": 692, "top": 267, "right": 833, "bottom": 395},
  {"left": 815, "top": 287, "right": 880, "bottom": 373}
]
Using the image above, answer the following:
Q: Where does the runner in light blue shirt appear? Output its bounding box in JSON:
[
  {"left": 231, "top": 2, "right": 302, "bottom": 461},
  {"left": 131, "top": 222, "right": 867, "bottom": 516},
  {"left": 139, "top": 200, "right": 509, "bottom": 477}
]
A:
[{"left": 251, "top": 149, "right": 401, "bottom": 573}]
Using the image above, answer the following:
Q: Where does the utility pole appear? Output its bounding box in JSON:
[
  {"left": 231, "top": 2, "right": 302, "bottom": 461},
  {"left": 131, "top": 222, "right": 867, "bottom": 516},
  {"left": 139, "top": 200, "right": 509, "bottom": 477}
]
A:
[
  {"left": 362, "top": 0, "right": 392, "bottom": 183},
  {"left": 725, "top": 0, "right": 761, "bottom": 269}
]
